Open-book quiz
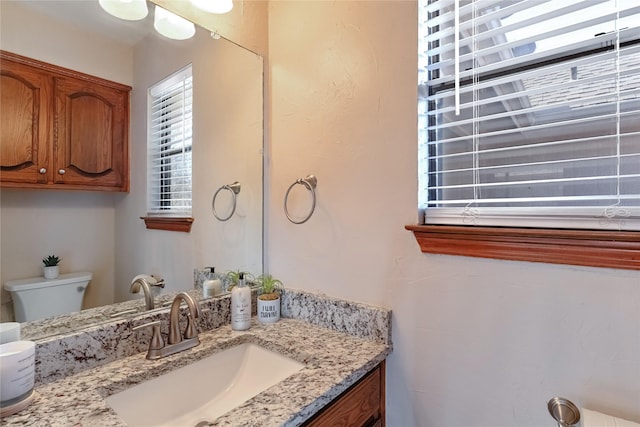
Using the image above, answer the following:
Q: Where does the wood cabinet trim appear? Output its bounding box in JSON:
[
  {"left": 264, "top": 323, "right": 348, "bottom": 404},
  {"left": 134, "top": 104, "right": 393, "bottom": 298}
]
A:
[
  {"left": 1, "top": 50, "right": 131, "bottom": 92},
  {"left": 406, "top": 224, "right": 640, "bottom": 270},
  {"left": 380, "top": 361, "right": 386, "bottom": 427},
  {"left": 141, "top": 216, "right": 194, "bottom": 232},
  {"left": 303, "top": 361, "right": 385, "bottom": 427}
]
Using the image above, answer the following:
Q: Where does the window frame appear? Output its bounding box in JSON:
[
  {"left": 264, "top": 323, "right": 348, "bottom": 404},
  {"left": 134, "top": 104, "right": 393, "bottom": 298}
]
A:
[
  {"left": 412, "top": 0, "right": 640, "bottom": 269},
  {"left": 142, "top": 65, "right": 194, "bottom": 232},
  {"left": 141, "top": 216, "right": 193, "bottom": 232},
  {"left": 406, "top": 224, "right": 640, "bottom": 270}
]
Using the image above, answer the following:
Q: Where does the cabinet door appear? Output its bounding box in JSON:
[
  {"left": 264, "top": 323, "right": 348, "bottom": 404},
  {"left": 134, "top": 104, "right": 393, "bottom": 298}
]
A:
[
  {"left": 0, "top": 59, "right": 51, "bottom": 184},
  {"left": 54, "top": 76, "right": 128, "bottom": 190},
  {"left": 305, "top": 363, "right": 383, "bottom": 427}
]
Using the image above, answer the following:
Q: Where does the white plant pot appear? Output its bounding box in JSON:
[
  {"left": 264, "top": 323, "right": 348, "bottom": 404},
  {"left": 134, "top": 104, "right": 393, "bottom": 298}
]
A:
[
  {"left": 43, "top": 266, "right": 59, "bottom": 280},
  {"left": 257, "top": 296, "right": 280, "bottom": 323}
]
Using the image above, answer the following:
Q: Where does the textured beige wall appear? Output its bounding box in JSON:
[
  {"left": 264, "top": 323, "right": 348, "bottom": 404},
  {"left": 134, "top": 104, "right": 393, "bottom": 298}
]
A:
[{"left": 267, "top": 1, "right": 640, "bottom": 425}]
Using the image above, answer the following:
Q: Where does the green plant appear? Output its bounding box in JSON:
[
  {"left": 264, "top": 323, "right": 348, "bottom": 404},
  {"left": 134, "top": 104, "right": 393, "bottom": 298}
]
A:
[
  {"left": 42, "top": 255, "right": 61, "bottom": 267},
  {"left": 256, "top": 274, "right": 284, "bottom": 301},
  {"left": 225, "top": 270, "right": 255, "bottom": 291}
]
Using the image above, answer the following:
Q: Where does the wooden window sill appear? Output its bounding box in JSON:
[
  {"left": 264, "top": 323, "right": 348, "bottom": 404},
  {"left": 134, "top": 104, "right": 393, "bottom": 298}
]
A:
[
  {"left": 141, "top": 216, "right": 193, "bottom": 232},
  {"left": 405, "top": 224, "right": 640, "bottom": 270}
]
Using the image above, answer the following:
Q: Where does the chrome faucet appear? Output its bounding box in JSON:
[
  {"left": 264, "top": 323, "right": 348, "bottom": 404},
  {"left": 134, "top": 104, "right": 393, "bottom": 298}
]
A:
[
  {"left": 133, "top": 292, "right": 202, "bottom": 360},
  {"left": 130, "top": 274, "right": 165, "bottom": 310}
]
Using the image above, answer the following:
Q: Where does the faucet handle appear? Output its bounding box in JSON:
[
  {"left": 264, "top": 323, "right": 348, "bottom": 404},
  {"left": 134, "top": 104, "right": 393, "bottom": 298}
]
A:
[
  {"left": 184, "top": 315, "right": 199, "bottom": 339},
  {"left": 150, "top": 274, "right": 166, "bottom": 288},
  {"left": 183, "top": 302, "right": 203, "bottom": 339},
  {"left": 133, "top": 321, "right": 165, "bottom": 351}
]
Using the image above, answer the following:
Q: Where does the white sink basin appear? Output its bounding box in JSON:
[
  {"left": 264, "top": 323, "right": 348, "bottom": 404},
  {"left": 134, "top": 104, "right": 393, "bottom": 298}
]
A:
[{"left": 105, "top": 343, "right": 305, "bottom": 427}]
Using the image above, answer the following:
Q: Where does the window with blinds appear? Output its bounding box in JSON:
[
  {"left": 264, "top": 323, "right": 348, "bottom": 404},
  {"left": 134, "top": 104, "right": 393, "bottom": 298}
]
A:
[
  {"left": 418, "top": 0, "right": 640, "bottom": 231},
  {"left": 147, "top": 65, "right": 193, "bottom": 216}
]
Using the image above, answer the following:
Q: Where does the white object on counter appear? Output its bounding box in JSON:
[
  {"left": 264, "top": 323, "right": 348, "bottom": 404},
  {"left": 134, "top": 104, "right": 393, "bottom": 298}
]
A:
[
  {"left": 231, "top": 273, "right": 251, "bottom": 330},
  {"left": 0, "top": 323, "right": 20, "bottom": 344},
  {"left": 203, "top": 279, "right": 223, "bottom": 298},
  {"left": 582, "top": 408, "right": 640, "bottom": 427},
  {"left": 0, "top": 340, "right": 35, "bottom": 406}
]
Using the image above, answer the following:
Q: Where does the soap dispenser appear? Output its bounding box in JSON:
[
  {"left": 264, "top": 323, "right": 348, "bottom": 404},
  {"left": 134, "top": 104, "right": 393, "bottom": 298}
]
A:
[
  {"left": 231, "top": 272, "right": 251, "bottom": 330},
  {"left": 202, "top": 267, "right": 222, "bottom": 298}
]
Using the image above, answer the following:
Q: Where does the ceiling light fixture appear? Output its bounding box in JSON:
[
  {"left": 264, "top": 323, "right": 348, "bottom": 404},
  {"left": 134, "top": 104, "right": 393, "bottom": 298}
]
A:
[
  {"left": 98, "top": 0, "right": 148, "bottom": 21},
  {"left": 154, "top": 6, "right": 196, "bottom": 40},
  {"left": 190, "top": 0, "right": 233, "bottom": 14}
]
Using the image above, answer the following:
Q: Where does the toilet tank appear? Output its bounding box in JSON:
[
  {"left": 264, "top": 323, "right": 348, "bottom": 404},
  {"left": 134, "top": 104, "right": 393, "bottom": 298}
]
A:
[{"left": 5, "top": 272, "right": 92, "bottom": 322}]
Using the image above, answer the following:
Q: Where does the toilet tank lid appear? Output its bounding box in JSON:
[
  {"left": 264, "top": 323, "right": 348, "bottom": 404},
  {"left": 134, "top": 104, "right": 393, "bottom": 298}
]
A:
[{"left": 4, "top": 272, "right": 93, "bottom": 291}]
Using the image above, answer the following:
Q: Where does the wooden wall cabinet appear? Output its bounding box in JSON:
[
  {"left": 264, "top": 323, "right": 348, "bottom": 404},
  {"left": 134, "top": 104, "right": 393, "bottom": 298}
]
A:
[
  {"left": 0, "top": 51, "right": 131, "bottom": 192},
  {"left": 304, "top": 361, "right": 386, "bottom": 427}
]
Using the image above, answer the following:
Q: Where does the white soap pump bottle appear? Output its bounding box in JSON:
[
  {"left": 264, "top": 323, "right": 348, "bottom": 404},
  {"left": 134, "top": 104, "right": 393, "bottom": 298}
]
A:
[
  {"left": 231, "top": 272, "right": 251, "bottom": 330},
  {"left": 202, "top": 267, "right": 222, "bottom": 298}
]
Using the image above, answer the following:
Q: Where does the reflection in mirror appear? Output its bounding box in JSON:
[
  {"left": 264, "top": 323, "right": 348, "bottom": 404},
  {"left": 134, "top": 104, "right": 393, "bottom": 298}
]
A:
[{"left": 0, "top": 0, "right": 263, "bottom": 340}]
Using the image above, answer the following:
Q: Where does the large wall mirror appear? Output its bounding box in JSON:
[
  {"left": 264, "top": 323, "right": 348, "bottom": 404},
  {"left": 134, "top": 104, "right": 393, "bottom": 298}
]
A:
[{"left": 0, "top": 0, "right": 264, "bottom": 339}]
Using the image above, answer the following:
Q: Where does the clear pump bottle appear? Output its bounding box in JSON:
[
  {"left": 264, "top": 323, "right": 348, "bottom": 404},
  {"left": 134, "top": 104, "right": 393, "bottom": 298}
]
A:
[{"left": 202, "top": 267, "right": 222, "bottom": 298}]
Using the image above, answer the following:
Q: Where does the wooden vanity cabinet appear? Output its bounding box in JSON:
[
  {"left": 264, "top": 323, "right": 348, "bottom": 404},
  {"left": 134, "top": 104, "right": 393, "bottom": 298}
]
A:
[
  {"left": 0, "top": 51, "right": 131, "bottom": 192},
  {"left": 304, "top": 361, "right": 386, "bottom": 427},
  {"left": 0, "top": 54, "right": 51, "bottom": 186}
]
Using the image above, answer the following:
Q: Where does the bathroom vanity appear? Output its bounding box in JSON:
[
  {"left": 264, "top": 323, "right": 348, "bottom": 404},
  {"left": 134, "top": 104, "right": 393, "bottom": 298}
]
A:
[
  {"left": 303, "top": 361, "right": 385, "bottom": 427},
  {"left": 1, "top": 290, "right": 391, "bottom": 426}
]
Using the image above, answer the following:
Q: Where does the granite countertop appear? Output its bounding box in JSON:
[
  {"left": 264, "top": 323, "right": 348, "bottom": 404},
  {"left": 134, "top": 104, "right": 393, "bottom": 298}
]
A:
[
  {"left": 20, "top": 289, "right": 209, "bottom": 342},
  {"left": 3, "top": 317, "right": 391, "bottom": 426}
]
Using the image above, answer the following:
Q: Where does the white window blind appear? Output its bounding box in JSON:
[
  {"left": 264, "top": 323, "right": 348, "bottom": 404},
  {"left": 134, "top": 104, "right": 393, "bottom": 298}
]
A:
[
  {"left": 147, "top": 65, "right": 193, "bottom": 216},
  {"left": 418, "top": 0, "right": 640, "bottom": 231}
]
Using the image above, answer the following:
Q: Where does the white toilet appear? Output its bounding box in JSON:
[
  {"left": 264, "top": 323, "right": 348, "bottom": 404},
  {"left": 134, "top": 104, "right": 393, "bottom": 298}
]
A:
[{"left": 4, "top": 272, "right": 92, "bottom": 322}]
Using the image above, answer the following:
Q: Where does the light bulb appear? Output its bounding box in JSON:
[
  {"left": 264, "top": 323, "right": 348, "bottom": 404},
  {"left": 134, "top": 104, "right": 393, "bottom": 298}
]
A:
[
  {"left": 190, "top": 0, "right": 233, "bottom": 14},
  {"left": 98, "top": 0, "right": 148, "bottom": 21},
  {"left": 154, "top": 6, "right": 196, "bottom": 40}
]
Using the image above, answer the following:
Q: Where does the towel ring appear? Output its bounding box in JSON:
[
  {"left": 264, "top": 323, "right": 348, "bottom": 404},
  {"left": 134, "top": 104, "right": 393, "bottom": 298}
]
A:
[
  {"left": 547, "top": 397, "right": 581, "bottom": 427},
  {"left": 284, "top": 175, "right": 317, "bottom": 224},
  {"left": 212, "top": 181, "right": 241, "bottom": 221}
]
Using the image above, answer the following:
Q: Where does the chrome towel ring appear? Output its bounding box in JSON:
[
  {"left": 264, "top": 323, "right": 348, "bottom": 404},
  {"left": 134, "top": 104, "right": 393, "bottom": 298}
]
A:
[
  {"left": 547, "top": 397, "right": 581, "bottom": 427},
  {"left": 212, "top": 181, "right": 241, "bottom": 221},
  {"left": 284, "top": 175, "right": 317, "bottom": 224}
]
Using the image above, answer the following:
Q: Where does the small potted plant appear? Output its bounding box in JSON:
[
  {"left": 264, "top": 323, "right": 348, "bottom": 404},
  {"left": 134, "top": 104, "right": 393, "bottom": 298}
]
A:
[
  {"left": 225, "top": 269, "right": 255, "bottom": 292},
  {"left": 256, "top": 274, "right": 284, "bottom": 323},
  {"left": 42, "top": 255, "right": 61, "bottom": 279}
]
